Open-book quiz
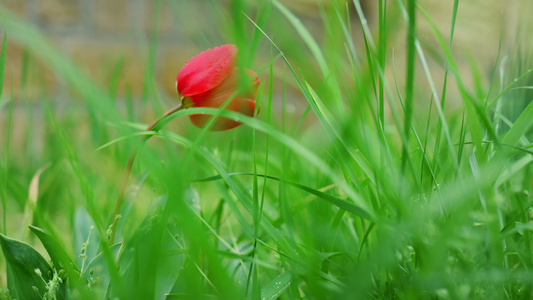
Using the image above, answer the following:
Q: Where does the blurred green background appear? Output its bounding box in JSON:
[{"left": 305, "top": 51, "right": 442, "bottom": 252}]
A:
[{"left": 0, "top": 0, "right": 532, "bottom": 299}]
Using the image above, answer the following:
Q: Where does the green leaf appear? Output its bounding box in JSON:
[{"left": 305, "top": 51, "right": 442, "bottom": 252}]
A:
[
  {"left": 501, "top": 97, "right": 533, "bottom": 149},
  {"left": 81, "top": 242, "right": 123, "bottom": 294},
  {"left": 261, "top": 270, "right": 292, "bottom": 300},
  {"left": 194, "top": 173, "right": 374, "bottom": 221},
  {"left": 165, "top": 293, "right": 217, "bottom": 300},
  {"left": 29, "top": 225, "right": 81, "bottom": 278},
  {"left": 73, "top": 207, "right": 100, "bottom": 266},
  {"left": 0, "top": 233, "right": 65, "bottom": 299},
  {"left": 118, "top": 195, "right": 186, "bottom": 299}
]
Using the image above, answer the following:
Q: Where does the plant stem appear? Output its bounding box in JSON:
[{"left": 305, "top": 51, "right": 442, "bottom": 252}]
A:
[{"left": 110, "top": 103, "right": 184, "bottom": 243}]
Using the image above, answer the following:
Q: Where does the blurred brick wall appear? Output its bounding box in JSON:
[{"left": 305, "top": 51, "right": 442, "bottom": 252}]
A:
[
  {"left": 0, "top": 0, "right": 195, "bottom": 101},
  {"left": 0, "top": 0, "right": 529, "bottom": 105},
  {"left": 0, "top": 0, "right": 358, "bottom": 103}
]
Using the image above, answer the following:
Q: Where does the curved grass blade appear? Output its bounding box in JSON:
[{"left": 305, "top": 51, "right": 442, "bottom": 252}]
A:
[
  {"left": 260, "top": 269, "right": 292, "bottom": 300},
  {"left": 193, "top": 173, "right": 374, "bottom": 221},
  {"left": 29, "top": 225, "right": 81, "bottom": 278},
  {"left": 101, "top": 107, "right": 375, "bottom": 220},
  {"left": 272, "top": 0, "right": 343, "bottom": 111},
  {"left": 81, "top": 242, "right": 123, "bottom": 293},
  {"left": 0, "top": 233, "right": 67, "bottom": 300}
]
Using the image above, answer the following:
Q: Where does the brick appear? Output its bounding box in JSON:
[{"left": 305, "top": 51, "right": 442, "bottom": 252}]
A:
[
  {"left": 39, "top": 0, "right": 81, "bottom": 28},
  {"left": 0, "top": 42, "right": 57, "bottom": 102},
  {"left": 65, "top": 41, "right": 141, "bottom": 97},
  {"left": 144, "top": 1, "right": 175, "bottom": 35},
  {"left": 0, "top": 0, "right": 25, "bottom": 17},
  {"left": 94, "top": 0, "right": 131, "bottom": 33}
]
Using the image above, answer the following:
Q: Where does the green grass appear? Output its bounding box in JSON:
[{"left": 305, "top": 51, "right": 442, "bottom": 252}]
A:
[{"left": 0, "top": 0, "right": 533, "bottom": 299}]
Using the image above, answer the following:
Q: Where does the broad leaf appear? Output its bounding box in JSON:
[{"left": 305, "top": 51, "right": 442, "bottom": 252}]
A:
[
  {"left": 29, "top": 225, "right": 80, "bottom": 278},
  {"left": 81, "top": 241, "right": 123, "bottom": 294},
  {"left": 0, "top": 233, "right": 67, "bottom": 299}
]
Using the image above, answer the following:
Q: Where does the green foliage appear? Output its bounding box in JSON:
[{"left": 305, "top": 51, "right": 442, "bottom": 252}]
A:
[
  {"left": 0, "top": 0, "right": 532, "bottom": 299},
  {"left": 0, "top": 233, "right": 67, "bottom": 300},
  {"left": 29, "top": 225, "right": 80, "bottom": 280}
]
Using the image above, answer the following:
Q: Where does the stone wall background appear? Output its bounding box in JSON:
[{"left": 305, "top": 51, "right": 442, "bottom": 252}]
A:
[
  {"left": 0, "top": 0, "right": 530, "bottom": 109},
  {"left": 0, "top": 0, "right": 214, "bottom": 101},
  {"left": 0, "top": 0, "right": 369, "bottom": 103}
]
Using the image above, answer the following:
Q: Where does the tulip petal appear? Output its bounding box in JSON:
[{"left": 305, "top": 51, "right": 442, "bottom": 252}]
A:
[
  {"left": 188, "top": 68, "right": 260, "bottom": 107},
  {"left": 189, "top": 98, "right": 259, "bottom": 131},
  {"left": 177, "top": 44, "right": 237, "bottom": 97}
]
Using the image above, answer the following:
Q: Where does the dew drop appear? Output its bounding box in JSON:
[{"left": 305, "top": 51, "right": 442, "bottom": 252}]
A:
[{"left": 234, "top": 117, "right": 240, "bottom": 122}]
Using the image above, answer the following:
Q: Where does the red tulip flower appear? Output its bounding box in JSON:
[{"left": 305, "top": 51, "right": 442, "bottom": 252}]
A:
[{"left": 177, "top": 44, "right": 260, "bottom": 131}]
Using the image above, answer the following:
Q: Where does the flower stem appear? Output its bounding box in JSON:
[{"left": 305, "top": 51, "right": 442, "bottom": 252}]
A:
[{"left": 110, "top": 103, "right": 184, "bottom": 243}]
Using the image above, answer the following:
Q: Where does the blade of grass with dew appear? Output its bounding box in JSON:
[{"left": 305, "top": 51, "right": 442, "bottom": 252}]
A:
[
  {"left": 488, "top": 68, "right": 533, "bottom": 109},
  {"left": 260, "top": 269, "right": 292, "bottom": 300},
  {"left": 500, "top": 97, "right": 533, "bottom": 147}
]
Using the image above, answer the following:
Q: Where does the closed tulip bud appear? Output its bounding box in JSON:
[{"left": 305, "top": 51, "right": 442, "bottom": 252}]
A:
[{"left": 177, "top": 44, "right": 260, "bottom": 131}]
